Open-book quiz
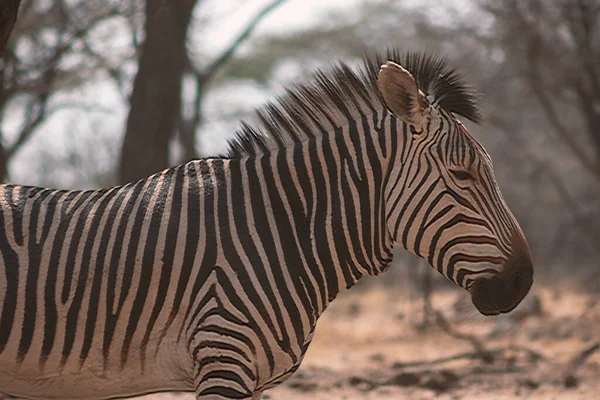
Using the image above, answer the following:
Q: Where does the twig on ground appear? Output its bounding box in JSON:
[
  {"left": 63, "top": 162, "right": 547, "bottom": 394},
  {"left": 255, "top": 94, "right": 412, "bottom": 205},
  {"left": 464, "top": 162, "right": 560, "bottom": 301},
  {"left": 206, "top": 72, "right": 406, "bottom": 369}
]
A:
[
  {"left": 392, "top": 306, "right": 597, "bottom": 391},
  {"left": 393, "top": 351, "right": 482, "bottom": 369},
  {"left": 393, "top": 346, "right": 549, "bottom": 369},
  {"left": 505, "top": 344, "right": 549, "bottom": 363},
  {"left": 561, "top": 341, "right": 600, "bottom": 388},
  {"left": 434, "top": 311, "right": 494, "bottom": 363},
  {"left": 567, "top": 341, "right": 600, "bottom": 371}
]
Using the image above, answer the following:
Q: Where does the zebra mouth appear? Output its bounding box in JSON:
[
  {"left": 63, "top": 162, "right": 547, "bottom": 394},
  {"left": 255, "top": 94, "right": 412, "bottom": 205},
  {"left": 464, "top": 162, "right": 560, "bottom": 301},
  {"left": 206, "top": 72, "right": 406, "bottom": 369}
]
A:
[
  {"left": 470, "top": 285, "right": 501, "bottom": 316},
  {"left": 469, "top": 272, "right": 532, "bottom": 316},
  {"left": 470, "top": 286, "right": 503, "bottom": 316},
  {"left": 468, "top": 241, "right": 534, "bottom": 316},
  {"left": 469, "top": 265, "right": 533, "bottom": 316}
]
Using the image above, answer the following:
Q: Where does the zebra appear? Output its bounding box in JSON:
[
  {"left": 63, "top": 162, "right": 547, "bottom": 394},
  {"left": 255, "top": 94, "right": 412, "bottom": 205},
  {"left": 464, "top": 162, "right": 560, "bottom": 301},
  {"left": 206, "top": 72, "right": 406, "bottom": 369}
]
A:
[{"left": 0, "top": 50, "right": 533, "bottom": 399}]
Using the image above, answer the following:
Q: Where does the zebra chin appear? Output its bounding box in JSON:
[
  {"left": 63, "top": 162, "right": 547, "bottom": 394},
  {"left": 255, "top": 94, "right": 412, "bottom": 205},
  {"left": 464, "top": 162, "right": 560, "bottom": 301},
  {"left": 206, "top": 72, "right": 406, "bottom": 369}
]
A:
[{"left": 469, "top": 248, "right": 534, "bottom": 316}]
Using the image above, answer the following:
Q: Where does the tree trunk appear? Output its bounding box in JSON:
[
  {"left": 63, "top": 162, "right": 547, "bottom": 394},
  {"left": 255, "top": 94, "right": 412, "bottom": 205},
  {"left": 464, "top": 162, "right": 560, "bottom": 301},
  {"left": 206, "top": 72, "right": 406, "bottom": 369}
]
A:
[
  {"left": 118, "top": 0, "right": 197, "bottom": 184},
  {"left": 0, "top": 0, "right": 21, "bottom": 181},
  {"left": 0, "top": 0, "right": 20, "bottom": 55}
]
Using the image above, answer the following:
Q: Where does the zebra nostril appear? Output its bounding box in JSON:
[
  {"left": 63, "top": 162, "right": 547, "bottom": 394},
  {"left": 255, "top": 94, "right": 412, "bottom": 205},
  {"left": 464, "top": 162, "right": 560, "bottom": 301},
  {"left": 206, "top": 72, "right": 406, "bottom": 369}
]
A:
[
  {"left": 513, "top": 273, "right": 523, "bottom": 292},
  {"left": 506, "top": 250, "right": 533, "bottom": 296}
]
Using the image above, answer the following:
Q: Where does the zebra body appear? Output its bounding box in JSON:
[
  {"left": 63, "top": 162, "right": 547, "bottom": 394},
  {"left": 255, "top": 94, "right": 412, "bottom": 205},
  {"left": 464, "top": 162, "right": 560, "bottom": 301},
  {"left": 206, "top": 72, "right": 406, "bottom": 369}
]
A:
[
  {"left": 0, "top": 51, "right": 533, "bottom": 399},
  {"left": 0, "top": 153, "right": 385, "bottom": 399}
]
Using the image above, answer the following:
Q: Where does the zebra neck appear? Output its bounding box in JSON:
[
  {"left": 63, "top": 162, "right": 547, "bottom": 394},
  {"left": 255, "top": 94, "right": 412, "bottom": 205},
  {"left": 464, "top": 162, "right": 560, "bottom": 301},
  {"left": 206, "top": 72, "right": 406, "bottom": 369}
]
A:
[{"left": 233, "top": 118, "right": 395, "bottom": 313}]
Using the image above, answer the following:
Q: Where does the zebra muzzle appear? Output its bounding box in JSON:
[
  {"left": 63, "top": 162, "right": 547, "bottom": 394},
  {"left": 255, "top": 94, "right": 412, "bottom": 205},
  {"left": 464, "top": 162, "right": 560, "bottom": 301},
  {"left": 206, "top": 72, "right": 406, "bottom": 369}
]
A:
[{"left": 470, "top": 246, "right": 533, "bottom": 316}]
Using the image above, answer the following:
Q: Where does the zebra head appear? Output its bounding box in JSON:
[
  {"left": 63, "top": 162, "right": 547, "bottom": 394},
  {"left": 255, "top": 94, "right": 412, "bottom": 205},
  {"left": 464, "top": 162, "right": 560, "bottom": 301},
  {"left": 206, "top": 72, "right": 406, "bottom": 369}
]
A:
[{"left": 377, "top": 56, "right": 533, "bottom": 316}]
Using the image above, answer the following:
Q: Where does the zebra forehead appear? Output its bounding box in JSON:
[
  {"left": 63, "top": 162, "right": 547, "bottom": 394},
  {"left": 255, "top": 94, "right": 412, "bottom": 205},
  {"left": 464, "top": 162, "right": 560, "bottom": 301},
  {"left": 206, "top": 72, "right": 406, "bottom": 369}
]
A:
[
  {"left": 447, "top": 120, "right": 492, "bottom": 161},
  {"left": 224, "top": 49, "right": 482, "bottom": 159},
  {"left": 460, "top": 127, "right": 493, "bottom": 164}
]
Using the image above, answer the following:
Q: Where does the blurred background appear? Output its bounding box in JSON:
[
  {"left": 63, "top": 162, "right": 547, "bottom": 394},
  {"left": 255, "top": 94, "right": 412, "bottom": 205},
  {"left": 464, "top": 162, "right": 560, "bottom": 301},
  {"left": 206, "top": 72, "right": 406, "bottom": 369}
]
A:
[{"left": 0, "top": 0, "right": 599, "bottom": 398}]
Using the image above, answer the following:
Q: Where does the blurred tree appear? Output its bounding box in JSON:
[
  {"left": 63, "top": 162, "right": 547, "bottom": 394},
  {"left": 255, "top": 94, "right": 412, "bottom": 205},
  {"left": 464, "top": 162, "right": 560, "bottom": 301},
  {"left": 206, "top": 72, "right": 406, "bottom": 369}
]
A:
[
  {"left": 118, "top": 0, "right": 198, "bottom": 184},
  {"left": 178, "top": 0, "right": 287, "bottom": 164},
  {"left": 478, "top": 0, "right": 600, "bottom": 265},
  {"left": 0, "top": 0, "right": 127, "bottom": 182},
  {"left": 481, "top": 0, "right": 600, "bottom": 182},
  {"left": 229, "top": 0, "right": 600, "bottom": 280},
  {"left": 119, "top": 0, "right": 286, "bottom": 184},
  {"left": 0, "top": 0, "right": 21, "bottom": 54},
  {"left": 1, "top": 0, "right": 596, "bottom": 287}
]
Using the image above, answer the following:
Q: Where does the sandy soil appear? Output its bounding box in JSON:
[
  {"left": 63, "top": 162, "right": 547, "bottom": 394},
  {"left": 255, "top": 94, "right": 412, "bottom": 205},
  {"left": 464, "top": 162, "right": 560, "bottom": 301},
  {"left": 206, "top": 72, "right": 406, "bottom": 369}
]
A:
[{"left": 132, "top": 284, "right": 600, "bottom": 400}]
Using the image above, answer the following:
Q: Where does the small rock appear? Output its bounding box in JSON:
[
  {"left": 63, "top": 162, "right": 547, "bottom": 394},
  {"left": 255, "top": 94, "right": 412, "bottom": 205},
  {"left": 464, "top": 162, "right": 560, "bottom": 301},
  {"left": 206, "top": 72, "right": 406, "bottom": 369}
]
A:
[
  {"left": 293, "top": 371, "right": 306, "bottom": 379},
  {"left": 564, "top": 374, "right": 579, "bottom": 389},
  {"left": 287, "top": 381, "right": 318, "bottom": 392},
  {"left": 348, "top": 376, "right": 375, "bottom": 391},
  {"left": 518, "top": 378, "right": 540, "bottom": 390},
  {"left": 422, "top": 370, "right": 460, "bottom": 393},
  {"left": 387, "top": 372, "right": 421, "bottom": 387}
]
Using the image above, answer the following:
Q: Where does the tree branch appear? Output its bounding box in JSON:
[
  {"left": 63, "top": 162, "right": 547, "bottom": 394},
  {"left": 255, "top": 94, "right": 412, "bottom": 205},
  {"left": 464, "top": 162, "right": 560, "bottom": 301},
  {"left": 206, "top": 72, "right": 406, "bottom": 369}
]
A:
[
  {"left": 526, "top": 37, "right": 600, "bottom": 183},
  {"left": 6, "top": 89, "right": 50, "bottom": 159},
  {"left": 561, "top": 341, "right": 600, "bottom": 388},
  {"left": 434, "top": 311, "right": 494, "bottom": 362},
  {"left": 177, "top": 0, "right": 286, "bottom": 160},
  {"left": 1, "top": 1, "right": 120, "bottom": 158},
  {"left": 197, "top": 0, "right": 287, "bottom": 81},
  {"left": 487, "top": 114, "right": 600, "bottom": 248},
  {"left": 79, "top": 38, "right": 129, "bottom": 102},
  {"left": 392, "top": 344, "right": 548, "bottom": 369}
]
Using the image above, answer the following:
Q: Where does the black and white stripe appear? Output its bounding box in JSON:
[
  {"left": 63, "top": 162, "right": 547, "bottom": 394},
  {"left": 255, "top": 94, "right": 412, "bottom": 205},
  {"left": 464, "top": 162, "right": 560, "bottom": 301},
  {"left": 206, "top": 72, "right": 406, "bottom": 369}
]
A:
[{"left": 0, "top": 50, "right": 532, "bottom": 399}]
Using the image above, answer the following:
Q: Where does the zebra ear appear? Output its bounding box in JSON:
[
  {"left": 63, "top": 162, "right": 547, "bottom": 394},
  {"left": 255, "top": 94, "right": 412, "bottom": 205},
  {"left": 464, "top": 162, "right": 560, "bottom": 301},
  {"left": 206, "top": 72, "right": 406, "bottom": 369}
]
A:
[{"left": 377, "top": 61, "right": 429, "bottom": 132}]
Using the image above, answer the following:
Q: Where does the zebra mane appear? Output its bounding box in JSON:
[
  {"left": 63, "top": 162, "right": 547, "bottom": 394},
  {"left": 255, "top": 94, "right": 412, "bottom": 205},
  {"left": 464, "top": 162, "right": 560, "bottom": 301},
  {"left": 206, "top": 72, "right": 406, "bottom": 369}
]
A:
[{"left": 224, "top": 49, "right": 481, "bottom": 158}]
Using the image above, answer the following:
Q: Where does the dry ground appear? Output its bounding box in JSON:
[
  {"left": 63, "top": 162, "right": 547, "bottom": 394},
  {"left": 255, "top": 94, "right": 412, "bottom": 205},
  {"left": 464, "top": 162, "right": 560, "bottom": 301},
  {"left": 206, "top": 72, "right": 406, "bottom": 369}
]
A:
[{"left": 138, "top": 283, "right": 600, "bottom": 400}]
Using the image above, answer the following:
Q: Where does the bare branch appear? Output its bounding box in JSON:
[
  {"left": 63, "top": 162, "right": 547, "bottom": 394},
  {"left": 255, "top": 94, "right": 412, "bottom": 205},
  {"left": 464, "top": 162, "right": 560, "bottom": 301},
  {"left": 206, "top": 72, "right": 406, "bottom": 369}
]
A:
[
  {"left": 392, "top": 345, "right": 549, "bottom": 369},
  {"left": 526, "top": 37, "right": 600, "bottom": 183},
  {"left": 567, "top": 341, "right": 600, "bottom": 372},
  {"left": 6, "top": 90, "right": 50, "bottom": 159},
  {"left": 561, "top": 341, "right": 600, "bottom": 388},
  {"left": 434, "top": 311, "right": 493, "bottom": 362},
  {"left": 2, "top": 96, "right": 114, "bottom": 167},
  {"left": 0, "top": 0, "right": 123, "bottom": 175},
  {"left": 179, "top": 73, "right": 205, "bottom": 160},
  {"left": 197, "top": 0, "right": 287, "bottom": 81},
  {"left": 177, "top": 0, "right": 286, "bottom": 161},
  {"left": 79, "top": 39, "right": 129, "bottom": 102},
  {"left": 487, "top": 114, "right": 600, "bottom": 248}
]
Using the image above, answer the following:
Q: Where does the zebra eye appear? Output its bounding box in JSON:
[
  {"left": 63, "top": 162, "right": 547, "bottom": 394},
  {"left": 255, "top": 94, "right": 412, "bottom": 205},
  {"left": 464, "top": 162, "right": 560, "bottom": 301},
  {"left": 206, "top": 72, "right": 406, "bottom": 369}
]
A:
[{"left": 450, "top": 170, "right": 473, "bottom": 181}]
